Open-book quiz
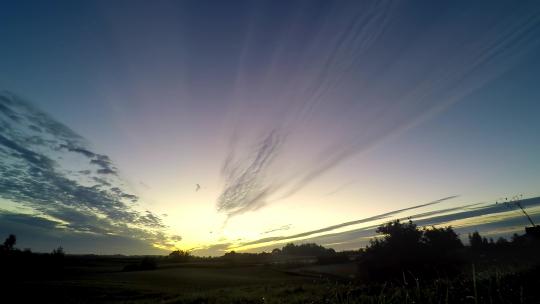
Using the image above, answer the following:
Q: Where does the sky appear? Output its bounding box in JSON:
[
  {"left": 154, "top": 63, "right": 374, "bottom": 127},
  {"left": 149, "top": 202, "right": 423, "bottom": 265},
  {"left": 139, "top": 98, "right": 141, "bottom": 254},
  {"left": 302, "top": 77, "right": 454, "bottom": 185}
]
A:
[{"left": 1, "top": 0, "right": 540, "bottom": 255}]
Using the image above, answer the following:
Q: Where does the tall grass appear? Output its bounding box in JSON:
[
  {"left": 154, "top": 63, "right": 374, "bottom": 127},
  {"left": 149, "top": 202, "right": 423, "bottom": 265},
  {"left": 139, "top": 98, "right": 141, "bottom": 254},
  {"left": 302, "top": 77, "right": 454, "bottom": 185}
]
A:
[{"left": 163, "top": 265, "right": 538, "bottom": 304}]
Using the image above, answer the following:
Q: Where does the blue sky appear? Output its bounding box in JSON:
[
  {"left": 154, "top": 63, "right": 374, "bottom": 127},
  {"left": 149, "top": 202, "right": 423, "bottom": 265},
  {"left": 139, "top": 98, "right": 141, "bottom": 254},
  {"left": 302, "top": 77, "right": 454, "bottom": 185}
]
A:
[{"left": 1, "top": 0, "right": 540, "bottom": 255}]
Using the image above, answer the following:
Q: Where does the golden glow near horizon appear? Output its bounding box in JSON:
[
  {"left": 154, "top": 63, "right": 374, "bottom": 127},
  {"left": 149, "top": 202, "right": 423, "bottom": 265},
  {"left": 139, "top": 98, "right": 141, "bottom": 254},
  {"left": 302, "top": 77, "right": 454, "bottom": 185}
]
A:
[{"left": 155, "top": 181, "right": 540, "bottom": 255}]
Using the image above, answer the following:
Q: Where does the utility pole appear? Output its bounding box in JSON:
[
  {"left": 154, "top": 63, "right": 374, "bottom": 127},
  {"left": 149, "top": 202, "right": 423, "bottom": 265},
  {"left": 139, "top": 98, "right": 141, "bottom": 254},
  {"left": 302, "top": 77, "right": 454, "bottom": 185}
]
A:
[{"left": 502, "top": 194, "right": 536, "bottom": 227}]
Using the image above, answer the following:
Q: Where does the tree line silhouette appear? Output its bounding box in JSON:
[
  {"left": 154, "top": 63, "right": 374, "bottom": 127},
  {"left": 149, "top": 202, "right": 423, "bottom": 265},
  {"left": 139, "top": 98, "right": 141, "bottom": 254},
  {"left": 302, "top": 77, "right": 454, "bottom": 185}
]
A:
[
  {"left": 2, "top": 218, "right": 539, "bottom": 281},
  {"left": 163, "top": 219, "right": 540, "bottom": 282}
]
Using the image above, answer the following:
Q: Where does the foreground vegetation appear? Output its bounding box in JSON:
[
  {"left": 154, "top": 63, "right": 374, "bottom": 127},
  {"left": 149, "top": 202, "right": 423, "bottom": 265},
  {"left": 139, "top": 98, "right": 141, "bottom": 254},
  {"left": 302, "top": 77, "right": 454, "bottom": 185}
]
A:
[{"left": 1, "top": 221, "right": 539, "bottom": 303}]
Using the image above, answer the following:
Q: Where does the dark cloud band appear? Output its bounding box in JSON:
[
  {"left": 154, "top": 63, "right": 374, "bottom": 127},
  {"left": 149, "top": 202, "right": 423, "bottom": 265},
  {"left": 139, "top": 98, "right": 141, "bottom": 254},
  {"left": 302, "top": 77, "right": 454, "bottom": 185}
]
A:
[{"left": 0, "top": 92, "right": 179, "bottom": 252}]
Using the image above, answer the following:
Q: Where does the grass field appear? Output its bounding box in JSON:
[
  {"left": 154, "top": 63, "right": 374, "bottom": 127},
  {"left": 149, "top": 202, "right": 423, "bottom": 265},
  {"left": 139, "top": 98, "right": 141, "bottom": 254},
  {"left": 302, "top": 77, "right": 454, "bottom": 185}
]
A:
[
  {"left": 3, "top": 226, "right": 540, "bottom": 303},
  {"left": 4, "top": 256, "right": 540, "bottom": 304},
  {"left": 5, "top": 259, "right": 320, "bottom": 303}
]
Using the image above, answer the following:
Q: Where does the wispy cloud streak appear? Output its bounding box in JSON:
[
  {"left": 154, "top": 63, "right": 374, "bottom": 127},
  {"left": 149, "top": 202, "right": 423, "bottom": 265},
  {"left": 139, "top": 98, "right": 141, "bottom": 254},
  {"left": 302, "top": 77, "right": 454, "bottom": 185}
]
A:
[
  {"left": 234, "top": 196, "right": 540, "bottom": 253},
  {"left": 237, "top": 196, "right": 458, "bottom": 247},
  {"left": 216, "top": 1, "right": 540, "bottom": 218},
  {"left": 262, "top": 224, "right": 292, "bottom": 235}
]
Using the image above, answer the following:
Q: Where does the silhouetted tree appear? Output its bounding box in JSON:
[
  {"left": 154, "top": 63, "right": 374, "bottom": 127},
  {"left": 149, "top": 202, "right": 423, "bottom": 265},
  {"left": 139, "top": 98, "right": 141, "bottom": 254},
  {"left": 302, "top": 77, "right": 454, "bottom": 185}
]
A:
[
  {"left": 281, "top": 243, "right": 335, "bottom": 256},
  {"left": 169, "top": 250, "right": 192, "bottom": 262},
  {"left": 375, "top": 220, "right": 423, "bottom": 249},
  {"left": 469, "top": 231, "right": 488, "bottom": 249},
  {"left": 360, "top": 220, "right": 424, "bottom": 279},
  {"left": 2, "top": 234, "right": 16, "bottom": 251},
  {"left": 359, "top": 220, "right": 464, "bottom": 281},
  {"left": 423, "top": 226, "right": 463, "bottom": 253}
]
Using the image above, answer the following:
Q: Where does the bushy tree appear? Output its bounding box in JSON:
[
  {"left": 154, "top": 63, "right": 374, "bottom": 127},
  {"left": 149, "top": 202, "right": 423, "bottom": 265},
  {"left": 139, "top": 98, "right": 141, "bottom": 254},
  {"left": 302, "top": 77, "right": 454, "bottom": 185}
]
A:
[
  {"left": 360, "top": 220, "right": 424, "bottom": 278},
  {"left": 359, "top": 220, "right": 464, "bottom": 281},
  {"left": 423, "top": 226, "right": 463, "bottom": 253},
  {"left": 469, "top": 231, "right": 488, "bottom": 249},
  {"left": 374, "top": 220, "right": 423, "bottom": 252}
]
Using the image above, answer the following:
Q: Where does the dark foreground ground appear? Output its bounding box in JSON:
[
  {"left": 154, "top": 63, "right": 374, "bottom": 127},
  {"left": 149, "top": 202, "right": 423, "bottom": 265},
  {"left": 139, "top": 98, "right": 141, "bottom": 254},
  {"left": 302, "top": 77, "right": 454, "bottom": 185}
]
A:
[
  {"left": 3, "top": 224, "right": 540, "bottom": 303},
  {"left": 2, "top": 254, "right": 540, "bottom": 304}
]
